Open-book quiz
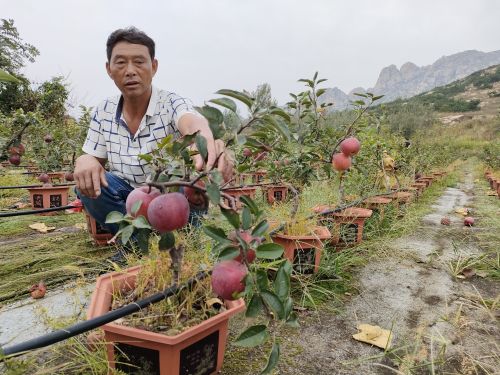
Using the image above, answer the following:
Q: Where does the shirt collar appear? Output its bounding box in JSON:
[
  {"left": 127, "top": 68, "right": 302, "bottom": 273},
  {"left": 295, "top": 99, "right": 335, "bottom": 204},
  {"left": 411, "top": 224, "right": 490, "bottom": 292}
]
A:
[{"left": 115, "top": 85, "right": 158, "bottom": 123}]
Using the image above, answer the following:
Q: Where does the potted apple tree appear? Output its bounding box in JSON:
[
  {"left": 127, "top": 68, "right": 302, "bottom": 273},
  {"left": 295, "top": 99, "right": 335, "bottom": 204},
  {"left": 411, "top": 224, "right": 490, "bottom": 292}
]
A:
[{"left": 88, "top": 88, "right": 299, "bottom": 374}]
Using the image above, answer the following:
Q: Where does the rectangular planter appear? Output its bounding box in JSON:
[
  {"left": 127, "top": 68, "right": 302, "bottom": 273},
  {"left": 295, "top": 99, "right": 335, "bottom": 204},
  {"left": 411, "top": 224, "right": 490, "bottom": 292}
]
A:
[
  {"left": 271, "top": 226, "right": 331, "bottom": 274},
  {"left": 362, "top": 196, "right": 393, "bottom": 221},
  {"left": 27, "top": 185, "right": 69, "bottom": 215},
  {"left": 87, "top": 266, "right": 245, "bottom": 375},
  {"left": 330, "top": 207, "right": 373, "bottom": 248},
  {"left": 83, "top": 209, "right": 114, "bottom": 246},
  {"left": 263, "top": 185, "right": 288, "bottom": 204},
  {"left": 222, "top": 187, "right": 257, "bottom": 210}
]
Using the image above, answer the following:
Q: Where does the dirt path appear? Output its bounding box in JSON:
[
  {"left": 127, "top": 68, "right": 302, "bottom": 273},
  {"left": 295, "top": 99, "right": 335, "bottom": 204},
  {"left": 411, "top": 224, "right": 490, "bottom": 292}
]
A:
[{"left": 279, "top": 169, "right": 499, "bottom": 374}]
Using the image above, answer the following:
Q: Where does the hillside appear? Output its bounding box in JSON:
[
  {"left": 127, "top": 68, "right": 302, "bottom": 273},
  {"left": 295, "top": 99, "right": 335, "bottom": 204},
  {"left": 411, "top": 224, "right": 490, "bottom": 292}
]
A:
[
  {"left": 382, "top": 64, "right": 500, "bottom": 122},
  {"left": 321, "top": 49, "right": 500, "bottom": 110}
]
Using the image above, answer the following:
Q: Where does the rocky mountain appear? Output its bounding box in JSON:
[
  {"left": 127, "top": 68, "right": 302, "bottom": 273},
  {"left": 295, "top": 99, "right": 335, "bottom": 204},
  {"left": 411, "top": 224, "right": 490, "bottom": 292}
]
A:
[{"left": 321, "top": 49, "right": 500, "bottom": 110}]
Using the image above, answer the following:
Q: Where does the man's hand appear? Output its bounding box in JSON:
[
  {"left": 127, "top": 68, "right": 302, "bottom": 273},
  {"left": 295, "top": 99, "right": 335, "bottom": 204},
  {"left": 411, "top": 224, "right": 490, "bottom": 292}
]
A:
[
  {"left": 178, "top": 113, "right": 234, "bottom": 181},
  {"left": 74, "top": 154, "right": 108, "bottom": 198}
]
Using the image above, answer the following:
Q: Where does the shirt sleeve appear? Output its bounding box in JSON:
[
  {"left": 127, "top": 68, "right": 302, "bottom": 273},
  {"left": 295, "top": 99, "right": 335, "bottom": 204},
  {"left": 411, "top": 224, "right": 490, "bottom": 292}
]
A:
[
  {"left": 168, "top": 93, "right": 199, "bottom": 128},
  {"left": 81, "top": 108, "right": 108, "bottom": 159}
]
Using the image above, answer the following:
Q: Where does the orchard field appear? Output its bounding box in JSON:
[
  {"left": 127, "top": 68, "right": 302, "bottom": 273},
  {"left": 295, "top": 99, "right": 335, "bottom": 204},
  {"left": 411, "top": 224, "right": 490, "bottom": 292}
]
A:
[{"left": 1, "top": 20, "right": 499, "bottom": 375}]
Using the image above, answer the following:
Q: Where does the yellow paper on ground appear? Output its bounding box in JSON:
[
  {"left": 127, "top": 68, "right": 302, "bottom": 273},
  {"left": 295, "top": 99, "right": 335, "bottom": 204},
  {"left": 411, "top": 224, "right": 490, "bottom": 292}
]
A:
[
  {"left": 353, "top": 324, "right": 392, "bottom": 349},
  {"left": 29, "top": 223, "right": 56, "bottom": 233}
]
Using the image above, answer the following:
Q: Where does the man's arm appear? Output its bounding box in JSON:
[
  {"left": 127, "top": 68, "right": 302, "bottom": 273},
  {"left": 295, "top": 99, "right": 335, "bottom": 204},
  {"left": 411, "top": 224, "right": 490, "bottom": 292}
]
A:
[{"left": 74, "top": 154, "right": 108, "bottom": 198}]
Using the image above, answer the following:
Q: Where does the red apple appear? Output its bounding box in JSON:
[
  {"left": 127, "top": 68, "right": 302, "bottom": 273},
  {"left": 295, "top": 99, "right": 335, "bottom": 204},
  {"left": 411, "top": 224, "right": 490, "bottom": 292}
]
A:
[
  {"left": 331, "top": 153, "right": 352, "bottom": 171},
  {"left": 440, "top": 217, "right": 451, "bottom": 226},
  {"left": 464, "top": 217, "right": 474, "bottom": 227},
  {"left": 254, "top": 151, "right": 268, "bottom": 161},
  {"left": 44, "top": 134, "right": 53, "bottom": 143},
  {"left": 228, "top": 230, "right": 258, "bottom": 264},
  {"left": 126, "top": 186, "right": 162, "bottom": 218},
  {"left": 339, "top": 137, "right": 361, "bottom": 156},
  {"left": 64, "top": 171, "right": 74, "bottom": 181},
  {"left": 147, "top": 192, "right": 190, "bottom": 233},
  {"left": 8, "top": 154, "right": 21, "bottom": 166},
  {"left": 211, "top": 260, "right": 247, "bottom": 300},
  {"left": 29, "top": 281, "right": 47, "bottom": 299},
  {"left": 38, "top": 173, "right": 50, "bottom": 183},
  {"left": 184, "top": 181, "right": 208, "bottom": 207},
  {"left": 243, "top": 148, "right": 252, "bottom": 157},
  {"left": 18, "top": 143, "right": 25, "bottom": 155}
]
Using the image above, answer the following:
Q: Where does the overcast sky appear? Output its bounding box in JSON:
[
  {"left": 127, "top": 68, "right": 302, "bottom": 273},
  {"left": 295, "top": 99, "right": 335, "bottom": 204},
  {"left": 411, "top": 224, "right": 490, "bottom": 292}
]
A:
[{"left": 4, "top": 0, "right": 500, "bottom": 115}]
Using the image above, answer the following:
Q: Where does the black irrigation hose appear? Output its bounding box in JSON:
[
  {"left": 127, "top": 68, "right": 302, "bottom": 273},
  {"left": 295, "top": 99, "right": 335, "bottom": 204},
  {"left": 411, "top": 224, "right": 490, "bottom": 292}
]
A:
[
  {"left": 0, "top": 270, "right": 209, "bottom": 358},
  {"left": 0, "top": 183, "right": 75, "bottom": 190},
  {"left": 0, "top": 204, "right": 78, "bottom": 217}
]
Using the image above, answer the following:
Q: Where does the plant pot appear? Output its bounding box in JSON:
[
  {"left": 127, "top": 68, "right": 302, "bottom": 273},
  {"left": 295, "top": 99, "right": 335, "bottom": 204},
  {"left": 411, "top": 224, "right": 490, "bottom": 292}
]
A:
[
  {"left": 411, "top": 182, "right": 427, "bottom": 194},
  {"left": 330, "top": 207, "right": 373, "bottom": 248},
  {"left": 83, "top": 209, "right": 114, "bottom": 246},
  {"left": 222, "top": 187, "right": 257, "bottom": 210},
  {"left": 491, "top": 178, "right": 498, "bottom": 191},
  {"left": 416, "top": 176, "right": 434, "bottom": 187},
  {"left": 87, "top": 266, "right": 245, "bottom": 375},
  {"left": 46, "top": 171, "right": 65, "bottom": 184},
  {"left": 363, "top": 196, "right": 393, "bottom": 221},
  {"left": 234, "top": 173, "right": 253, "bottom": 186},
  {"left": 387, "top": 191, "right": 413, "bottom": 216},
  {"left": 271, "top": 226, "right": 331, "bottom": 274},
  {"left": 27, "top": 185, "right": 69, "bottom": 215},
  {"left": 263, "top": 185, "right": 288, "bottom": 204},
  {"left": 251, "top": 171, "right": 267, "bottom": 184}
]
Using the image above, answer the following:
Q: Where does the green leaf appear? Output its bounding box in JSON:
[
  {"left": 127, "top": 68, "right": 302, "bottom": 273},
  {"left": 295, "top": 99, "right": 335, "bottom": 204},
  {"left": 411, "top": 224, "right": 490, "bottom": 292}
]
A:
[
  {"left": 218, "top": 246, "right": 240, "bottom": 261},
  {"left": 203, "top": 226, "right": 229, "bottom": 243},
  {"left": 285, "top": 312, "right": 300, "bottom": 327},
  {"left": 269, "top": 107, "right": 291, "bottom": 122},
  {"left": 263, "top": 114, "right": 290, "bottom": 141},
  {"left": 316, "top": 88, "right": 326, "bottom": 97},
  {"left": 241, "top": 206, "right": 252, "bottom": 230},
  {"left": 239, "top": 195, "right": 259, "bottom": 215},
  {"left": 256, "top": 243, "right": 284, "bottom": 260},
  {"left": 135, "top": 228, "right": 151, "bottom": 253},
  {"left": 194, "top": 105, "right": 224, "bottom": 125},
  {"left": 233, "top": 325, "right": 269, "bottom": 347},
  {"left": 373, "top": 95, "right": 384, "bottom": 101},
  {"left": 274, "top": 262, "right": 290, "bottom": 300},
  {"left": 256, "top": 269, "right": 269, "bottom": 291},
  {"left": 261, "top": 290, "right": 285, "bottom": 319},
  {"left": 120, "top": 225, "right": 134, "bottom": 245},
  {"left": 159, "top": 232, "right": 175, "bottom": 250},
  {"left": 246, "top": 294, "right": 263, "bottom": 318},
  {"left": 206, "top": 183, "right": 221, "bottom": 204},
  {"left": 284, "top": 296, "right": 293, "bottom": 319},
  {"left": 195, "top": 133, "right": 208, "bottom": 161},
  {"left": 221, "top": 208, "right": 240, "bottom": 229},
  {"left": 138, "top": 154, "right": 153, "bottom": 163},
  {"left": 132, "top": 216, "right": 151, "bottom": 229},
  {"left": 0, "top": 69, "right": 20, "bottom": 83},
  {"left": 317, "top": 78, "right": 328, "bottom": 84},
  {"left": 260, "top": 342, "right": 280, "bottom": 375},
  {"left": 216, "top": 89, "right": 254, "bottom": 109},
  {"left": 252, "top": 220, "right": 269, "bottom": 237},
  {"left": 208, "top": 97, "right": 237, "bottom": 112},
  {"left": 105, "top": 211, "right": 124, "bottom": 224}
]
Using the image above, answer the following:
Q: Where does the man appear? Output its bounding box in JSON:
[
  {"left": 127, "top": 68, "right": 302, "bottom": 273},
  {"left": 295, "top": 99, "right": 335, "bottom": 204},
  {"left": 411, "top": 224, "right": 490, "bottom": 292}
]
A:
[{"left": 75, "top": 27, "right": 230, "bottom": 237}]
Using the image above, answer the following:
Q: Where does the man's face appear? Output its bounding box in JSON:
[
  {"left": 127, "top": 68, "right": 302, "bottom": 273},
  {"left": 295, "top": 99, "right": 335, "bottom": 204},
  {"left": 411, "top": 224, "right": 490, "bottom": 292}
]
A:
[{"left": 106, "top": 41, "right": 158, "bottom": 99}]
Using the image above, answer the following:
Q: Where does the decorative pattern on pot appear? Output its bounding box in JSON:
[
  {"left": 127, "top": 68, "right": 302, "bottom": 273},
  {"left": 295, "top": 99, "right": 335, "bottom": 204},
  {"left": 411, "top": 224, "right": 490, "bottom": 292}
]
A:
[
  {"left": 27, "top": 185, "right": 69, "bottom": 215},
  {"left": 263, "top": 185, "right": 288, "bottom": 204},
  {"left": 271, "top": 226, "right": 331, "bottom": 274},
  {"left": 330, "top": 207, "right": 373, "bottom": 248},
  {"left": 87, "top": 266, "right": 245, "bottom": 375}
]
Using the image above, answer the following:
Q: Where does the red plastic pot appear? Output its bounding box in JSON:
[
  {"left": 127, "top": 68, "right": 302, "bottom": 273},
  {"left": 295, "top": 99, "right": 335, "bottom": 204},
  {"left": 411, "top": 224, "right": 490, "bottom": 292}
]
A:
[
  {"left": 263, "top": 185, "right": 288, "bottom": 204},
  {"left": 330, "top": 207, "right": 373, "bottom": 248},
  {"left": 27, "top": 185, "right": 69, "bottom": 215},
  {"left": 83, "top": 209, "right": 114, "bottom": 246},
  {"left": 271, "top": 226, "right": 331, "bottom": 274},
  {"left": 222, "top": 186, "right": 257, "bottom": 210},
  {"left": 363, "top": 196, "right": 393, "bottom": 221},
  {"left": 87, "top": 266, "right": 245, "bottom": 375}
]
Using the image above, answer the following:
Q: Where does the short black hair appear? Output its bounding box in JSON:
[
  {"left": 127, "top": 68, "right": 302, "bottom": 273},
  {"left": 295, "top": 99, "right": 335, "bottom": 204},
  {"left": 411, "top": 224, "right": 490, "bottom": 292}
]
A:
[{"left": 106, "top": 27, "right": 155, "bottom": 61}]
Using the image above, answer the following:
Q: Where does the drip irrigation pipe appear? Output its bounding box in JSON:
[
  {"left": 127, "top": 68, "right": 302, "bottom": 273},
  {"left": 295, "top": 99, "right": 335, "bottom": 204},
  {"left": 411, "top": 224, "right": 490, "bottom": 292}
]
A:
[
  {"left": 0, "top": 183, "right": 75, "bottom": 190},
  {"left": 0, "top": 204, "right": 78, "bottom": 217},
  {"left": 0, "top": 271, "right": 209, "bottom": 358}
]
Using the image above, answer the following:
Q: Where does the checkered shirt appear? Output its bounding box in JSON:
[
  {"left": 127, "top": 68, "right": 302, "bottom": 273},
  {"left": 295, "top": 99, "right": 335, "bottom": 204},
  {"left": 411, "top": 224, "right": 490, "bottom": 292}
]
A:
[{"left": 82, "top": 87, "right": 196, "bottom": 187}]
